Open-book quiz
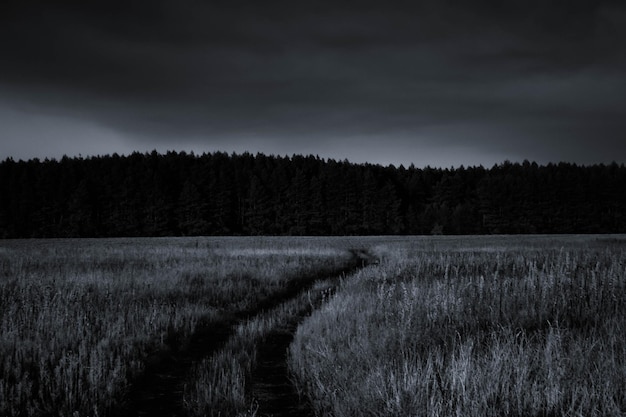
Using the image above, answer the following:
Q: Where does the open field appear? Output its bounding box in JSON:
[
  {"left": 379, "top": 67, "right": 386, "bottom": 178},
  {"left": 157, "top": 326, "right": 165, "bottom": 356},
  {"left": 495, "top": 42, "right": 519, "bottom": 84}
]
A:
[
  {"left": 0, "top": 237, "right": 366, "bottom": 417},
  {"left": 290, "top": 235, "right": 626, "bottom": 416},
  {"left": 1, "top": 235, "right": 625, "bottom": 416}
]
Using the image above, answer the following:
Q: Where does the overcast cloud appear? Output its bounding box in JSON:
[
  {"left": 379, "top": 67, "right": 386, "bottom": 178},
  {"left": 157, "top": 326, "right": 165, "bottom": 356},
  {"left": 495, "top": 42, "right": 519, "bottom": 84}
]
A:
[{"left": 1, "top": 0, "right": 625, "bottom": 167}]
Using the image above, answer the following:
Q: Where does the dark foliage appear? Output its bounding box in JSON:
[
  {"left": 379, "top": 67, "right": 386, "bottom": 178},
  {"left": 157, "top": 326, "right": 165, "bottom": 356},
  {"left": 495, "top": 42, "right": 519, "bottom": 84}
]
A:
[{"left": 1, "top": 152, "right": 624, "bottom": 237}]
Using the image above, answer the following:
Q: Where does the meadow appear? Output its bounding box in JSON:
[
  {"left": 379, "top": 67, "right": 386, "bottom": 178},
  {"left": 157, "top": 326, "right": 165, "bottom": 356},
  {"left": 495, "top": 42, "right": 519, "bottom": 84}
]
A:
[
  {"left": 1, "top": 235, "right": 624, "bottom": 417},
  {"left": 0, "top": 237, "right": 360, "bottom": 417},
  {"left": 290, "top": 235, "right": 626, "bottom": 416}
]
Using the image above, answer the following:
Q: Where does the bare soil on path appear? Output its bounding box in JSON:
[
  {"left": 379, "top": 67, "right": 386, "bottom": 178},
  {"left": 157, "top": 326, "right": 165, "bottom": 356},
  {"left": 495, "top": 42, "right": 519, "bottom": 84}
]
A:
[
  {"left": 249, "top": 248, "right": 376, "bottom": 417},
  {"left": 117, "top": 249, "right": 375, "bottom": 417},
  {"left": 250, "top": 323, "right": 314, "bottom": 417}
]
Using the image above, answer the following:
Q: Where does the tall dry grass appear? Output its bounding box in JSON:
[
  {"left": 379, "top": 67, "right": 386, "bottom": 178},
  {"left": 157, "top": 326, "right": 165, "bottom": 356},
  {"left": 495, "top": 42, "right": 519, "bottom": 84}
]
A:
[
  {"left": 183, "top": 279, "right": 337, "bottom": 417},
  {"left": 290, "top": 236, "right": 626, "bottom": 417},
  {"left": 0, "top": 237, "right": 353, "bottom": 417}
]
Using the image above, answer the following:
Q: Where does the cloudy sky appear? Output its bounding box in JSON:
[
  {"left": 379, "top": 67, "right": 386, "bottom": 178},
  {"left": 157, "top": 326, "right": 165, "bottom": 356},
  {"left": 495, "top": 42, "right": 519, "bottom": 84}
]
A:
[{"left": 1, "top": 0, "right": 625, "bottom": 167}]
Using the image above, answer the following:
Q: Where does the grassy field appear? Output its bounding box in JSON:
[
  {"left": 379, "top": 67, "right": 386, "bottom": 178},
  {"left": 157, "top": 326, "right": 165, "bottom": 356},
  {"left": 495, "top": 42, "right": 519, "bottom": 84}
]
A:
[
  {"left": 182, "top": 277, "right": 339, "bottom": 417},
  {"left": 289, "top": 235, "right": 626, "bottom": 416},
  {"left": 2, "top": 235, "right": 624, "bottom": 417},
  {"left": 0, "top": 237, "right": 359, "bottom": 417}
]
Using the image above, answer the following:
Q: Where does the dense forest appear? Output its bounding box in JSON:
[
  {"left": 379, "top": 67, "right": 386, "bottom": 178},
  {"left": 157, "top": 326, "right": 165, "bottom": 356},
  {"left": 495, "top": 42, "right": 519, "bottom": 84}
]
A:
[{"left": 0, "top": 151, "right": 625, "bottom": 238}]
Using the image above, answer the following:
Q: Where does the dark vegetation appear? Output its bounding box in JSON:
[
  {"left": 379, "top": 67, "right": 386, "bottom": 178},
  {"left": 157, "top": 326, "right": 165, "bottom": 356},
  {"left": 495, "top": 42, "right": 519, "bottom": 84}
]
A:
[
  {"left": 1, "top": 151, "right": 625, "bottom": 238},
  {"left": 0, "top": 237, "right": 359, "bottom": 417},
  {"left": 118, "top": 252, "right": 363, "bottom": 417}
]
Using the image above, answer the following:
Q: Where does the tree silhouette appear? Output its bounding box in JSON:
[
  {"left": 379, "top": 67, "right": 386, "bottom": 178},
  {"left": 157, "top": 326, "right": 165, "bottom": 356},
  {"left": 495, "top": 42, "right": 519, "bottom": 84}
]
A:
[{"left": 0, "top": 153, "right": 624, "bottom": 237}]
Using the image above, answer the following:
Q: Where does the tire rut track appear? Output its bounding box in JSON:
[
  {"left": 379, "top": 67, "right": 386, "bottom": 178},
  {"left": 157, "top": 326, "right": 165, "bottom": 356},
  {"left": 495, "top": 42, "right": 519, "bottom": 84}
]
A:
[
  {"left": 251, "top": 323, "right": 313, "bottom": 417},
  {"left": 117, "top": 249, "right": 375, "bottom": 417},
  {"left": 250, "top": 249, "right": 376, "bottom": 417}
]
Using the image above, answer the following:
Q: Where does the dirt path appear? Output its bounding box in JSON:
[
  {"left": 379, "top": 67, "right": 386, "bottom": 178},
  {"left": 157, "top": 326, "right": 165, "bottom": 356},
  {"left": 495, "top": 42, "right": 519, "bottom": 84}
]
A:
[
  {"left": 250, "top": 249, "right": 376, "bottom": 417},
  {"left": 117, "top": 249, "right": 374, "bottom": 417},
  {"left": 250, "top": 322, "right": 313, "bottom": 417},
  {"left": 117, "top": 320, "right": 232, "bottom": 417}
]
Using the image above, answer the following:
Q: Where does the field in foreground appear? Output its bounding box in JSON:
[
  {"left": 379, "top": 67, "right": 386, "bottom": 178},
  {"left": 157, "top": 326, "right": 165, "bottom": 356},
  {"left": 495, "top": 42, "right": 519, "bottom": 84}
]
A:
[
  {"left": 0, "top": 236, "right": 364, "bottom": 417},
  {"left": 1, "top": 235, "right": 625, "bottom": 417},
  {"left": 290, "top": 235, "right": 626, "bottom": 416}
]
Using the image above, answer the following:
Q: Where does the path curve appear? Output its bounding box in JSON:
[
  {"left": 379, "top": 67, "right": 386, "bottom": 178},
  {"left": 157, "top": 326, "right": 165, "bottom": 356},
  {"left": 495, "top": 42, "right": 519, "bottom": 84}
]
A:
[
  {"left": 249, "top": 249, "right": 377, "bottom": 417},
  {"left": 116, "top": 249, "right": 375, "bottom": 417}
]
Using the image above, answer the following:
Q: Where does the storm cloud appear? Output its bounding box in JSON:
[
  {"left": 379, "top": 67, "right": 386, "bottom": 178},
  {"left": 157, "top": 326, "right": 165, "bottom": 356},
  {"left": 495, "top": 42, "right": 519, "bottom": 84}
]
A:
[{"left": 1, "top": 0, "right": 625, "bottom": 166}]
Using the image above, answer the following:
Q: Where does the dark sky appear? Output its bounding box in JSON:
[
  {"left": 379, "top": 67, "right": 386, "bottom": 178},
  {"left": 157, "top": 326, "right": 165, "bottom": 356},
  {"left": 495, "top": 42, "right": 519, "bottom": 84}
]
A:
[{"left": 1, "top": 0, "right": 625, "bottom": 167}]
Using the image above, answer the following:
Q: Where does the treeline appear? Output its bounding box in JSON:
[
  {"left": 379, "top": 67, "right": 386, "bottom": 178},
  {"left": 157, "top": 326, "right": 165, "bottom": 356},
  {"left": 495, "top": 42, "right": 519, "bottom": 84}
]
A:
[{"left": 0, "top": 151, "right": 624, "bottom": 238}]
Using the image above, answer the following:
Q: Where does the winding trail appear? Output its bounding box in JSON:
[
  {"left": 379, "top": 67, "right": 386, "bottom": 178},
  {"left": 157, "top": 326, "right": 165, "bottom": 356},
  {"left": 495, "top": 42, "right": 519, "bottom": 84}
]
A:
[
  {"left": 117, "top": 248, "right": 376, "bottom": 417},
  {"left": 250, "top": 322, "right": 313, "bottom": 417},
  {"left": 249, "top": 248, "right": 376, "bottom": 417},
  {"left": 117, "top": 319, "right": 232, "bottom": 417}
]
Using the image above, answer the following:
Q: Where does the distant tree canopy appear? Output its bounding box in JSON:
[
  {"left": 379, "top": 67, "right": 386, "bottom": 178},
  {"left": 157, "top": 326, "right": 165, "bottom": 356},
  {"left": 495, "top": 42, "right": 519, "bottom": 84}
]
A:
[{"left": 0, "top": 152, "right": 624, "bottom": 238}]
